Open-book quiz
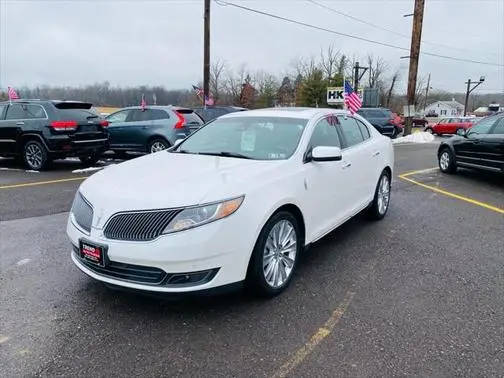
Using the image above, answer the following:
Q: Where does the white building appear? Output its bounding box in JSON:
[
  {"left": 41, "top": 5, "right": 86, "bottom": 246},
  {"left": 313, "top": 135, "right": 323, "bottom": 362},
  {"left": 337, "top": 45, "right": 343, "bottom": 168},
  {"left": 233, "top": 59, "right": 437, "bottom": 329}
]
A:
[{"left": 425, "top": 99, "right": 464, "bottom": 117}]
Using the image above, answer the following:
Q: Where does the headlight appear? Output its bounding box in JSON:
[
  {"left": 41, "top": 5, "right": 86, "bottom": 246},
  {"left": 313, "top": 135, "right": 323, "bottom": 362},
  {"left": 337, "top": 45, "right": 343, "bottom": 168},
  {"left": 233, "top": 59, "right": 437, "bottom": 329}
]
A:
[{"left": 163, "top": 196, "right": 244, "bottom": 234}]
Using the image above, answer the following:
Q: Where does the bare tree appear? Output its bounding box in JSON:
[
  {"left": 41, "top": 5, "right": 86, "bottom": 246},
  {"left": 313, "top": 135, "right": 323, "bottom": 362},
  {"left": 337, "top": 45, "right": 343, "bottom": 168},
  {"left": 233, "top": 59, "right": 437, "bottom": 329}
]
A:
[
  {"left": 320, "top": 45, "right": 340, "bottom": 84},
  {"left": 210, "top": 59, "right": 226, "bottom": 104},
  {"left": 386, "top": 70, "right": 400, "bottom": 107},
  {"left": 367, "top": 54, "right": 388, "bottom": 88}
]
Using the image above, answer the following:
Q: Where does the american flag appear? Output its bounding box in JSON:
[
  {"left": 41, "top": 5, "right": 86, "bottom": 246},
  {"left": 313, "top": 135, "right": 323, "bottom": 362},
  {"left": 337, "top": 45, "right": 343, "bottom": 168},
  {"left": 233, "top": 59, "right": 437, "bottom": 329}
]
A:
[
  {"left": 344, "top": 81, "right": 362, "bottom": 115},
  {"left": 140, "top": 93, "right": 147, "bottom": 111},
  {"left": 192, "top": 85, "right": 203, "bottom": 97},
  {"left": 8, "top": 86, "right": 19, "bottom": 100},
  {"left": 205, "top": 95, "right": 214, "bottom": 106}
]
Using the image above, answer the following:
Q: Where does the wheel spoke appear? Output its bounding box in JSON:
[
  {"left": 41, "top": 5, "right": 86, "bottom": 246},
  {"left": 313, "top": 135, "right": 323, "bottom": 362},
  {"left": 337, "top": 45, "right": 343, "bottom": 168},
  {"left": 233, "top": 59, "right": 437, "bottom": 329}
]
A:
[{"left": 281, "top": 254, "right": 294, "bottom": 268}]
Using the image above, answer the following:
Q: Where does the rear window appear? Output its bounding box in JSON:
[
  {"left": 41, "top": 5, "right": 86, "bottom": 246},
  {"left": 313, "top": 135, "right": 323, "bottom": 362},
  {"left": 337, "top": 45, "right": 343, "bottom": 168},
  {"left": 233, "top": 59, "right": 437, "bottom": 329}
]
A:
[
  {"left": 57, "top": 108, "right": 98, "bottom": 121},
  {"left": 53, "top": 102, "right": 92, "bottom": 110},
  {"left": 365, "top": 109, "right": 389, "bottom": 118},
  {"left": 177, "top": 110, "right": 203, "bottom": 125}
]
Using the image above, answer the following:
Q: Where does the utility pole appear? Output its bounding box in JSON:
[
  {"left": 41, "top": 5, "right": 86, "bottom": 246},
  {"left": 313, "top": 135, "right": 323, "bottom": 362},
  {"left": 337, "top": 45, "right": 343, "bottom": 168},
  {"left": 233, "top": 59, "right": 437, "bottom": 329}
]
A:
[
  {"left": 353, "top": 61, "right": 368, "bottom": 105},
  {"left": 464, "top": 76, "right": 485, "bottom": 116},
  {"left": 203, "top": 0, "right": 210, "bottom": 107},
  {"left": 404, "top": 0, "right": 425, "bottom": 136},
  {"left": 423, "top": 73, "right": 431, "bottom": 112}
]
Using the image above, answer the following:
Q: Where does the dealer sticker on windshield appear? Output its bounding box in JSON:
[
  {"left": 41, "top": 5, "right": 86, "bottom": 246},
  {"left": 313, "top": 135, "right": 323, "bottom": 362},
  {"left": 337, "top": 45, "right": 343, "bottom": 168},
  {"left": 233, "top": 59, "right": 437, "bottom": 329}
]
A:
[{"left": 241, "top": 129, "right": 256, "bottom": 152}]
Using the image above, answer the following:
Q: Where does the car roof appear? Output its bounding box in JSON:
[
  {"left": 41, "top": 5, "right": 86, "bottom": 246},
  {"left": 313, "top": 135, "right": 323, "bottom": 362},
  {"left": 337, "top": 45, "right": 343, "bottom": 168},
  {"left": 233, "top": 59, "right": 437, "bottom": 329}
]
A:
[
  {"left": 219, "top": 107, "right": 350, "bottom": 120},
  {"left": 117, "top": 105, "right": 191, "bottom": 111}
]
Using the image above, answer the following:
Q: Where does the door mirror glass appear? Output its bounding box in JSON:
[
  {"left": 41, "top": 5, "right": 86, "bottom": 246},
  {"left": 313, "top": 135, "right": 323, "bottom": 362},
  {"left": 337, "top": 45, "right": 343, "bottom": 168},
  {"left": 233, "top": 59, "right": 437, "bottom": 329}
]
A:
[
  {"left": 311, "top": 146, "right": 342, "bottom": 162},
  {"left": 456, "top": 128, "right": 466, "bottom": 137}
]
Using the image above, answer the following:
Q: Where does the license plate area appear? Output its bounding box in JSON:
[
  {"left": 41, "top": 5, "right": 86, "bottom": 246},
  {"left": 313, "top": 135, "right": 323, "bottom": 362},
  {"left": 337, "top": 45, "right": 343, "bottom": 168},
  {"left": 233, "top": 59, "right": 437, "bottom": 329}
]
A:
[{"left": 79, "top": 240, "right": 107, "bottom": 267}]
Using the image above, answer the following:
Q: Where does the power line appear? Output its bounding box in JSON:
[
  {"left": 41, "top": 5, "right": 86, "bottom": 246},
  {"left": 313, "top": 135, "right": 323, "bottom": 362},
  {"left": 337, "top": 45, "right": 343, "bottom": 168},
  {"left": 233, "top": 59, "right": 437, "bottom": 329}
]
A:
[
  {"left": 306, "top": 0, "right": 499, "bottom": 58},
  {"left": 214, "top": 0, "right": 504, "bottom": 67}
]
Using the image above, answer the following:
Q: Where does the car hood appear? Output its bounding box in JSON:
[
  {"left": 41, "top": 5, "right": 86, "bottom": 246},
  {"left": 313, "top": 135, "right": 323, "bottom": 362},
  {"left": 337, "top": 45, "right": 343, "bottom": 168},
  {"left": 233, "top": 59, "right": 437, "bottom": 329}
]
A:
[{"left": 79, "top": 152, "right": 283, "bottom": 228}]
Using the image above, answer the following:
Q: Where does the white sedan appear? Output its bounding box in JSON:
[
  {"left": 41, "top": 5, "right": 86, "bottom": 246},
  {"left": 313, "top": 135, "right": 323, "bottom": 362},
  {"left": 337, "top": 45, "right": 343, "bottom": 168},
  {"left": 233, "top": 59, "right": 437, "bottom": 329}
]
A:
[{"left": 67, "top": 108, "right": 393, "bottom": 296}]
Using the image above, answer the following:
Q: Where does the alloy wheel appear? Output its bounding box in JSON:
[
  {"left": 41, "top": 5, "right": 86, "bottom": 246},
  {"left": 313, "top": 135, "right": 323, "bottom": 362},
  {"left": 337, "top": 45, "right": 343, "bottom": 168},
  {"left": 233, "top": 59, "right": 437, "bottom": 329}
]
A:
[
  {"left": 262, "top": 219, "right": 297, "bottom": 288},
  {"left": 25, "top": 143, "right": 43, "bottom": 169},
  {"left": 440, "top": 151, "right": 450, "bottom": 171},
  {"left": 377, "top": 174, "right": 390, "bottom": 215},
  {"left": 150, "top": 141, "right": 167, "bottom": 153}
]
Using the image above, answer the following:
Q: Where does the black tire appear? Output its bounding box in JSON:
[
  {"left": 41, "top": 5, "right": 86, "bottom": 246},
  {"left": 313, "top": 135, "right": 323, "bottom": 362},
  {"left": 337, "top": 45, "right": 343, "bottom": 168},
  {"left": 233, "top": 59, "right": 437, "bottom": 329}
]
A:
[
  {"left": 148, "top": 138, "right": 170, "bottom": 154},
  {"left": 438, "top": 147, "right": 457, "bottom": 174},
  {"left": 79, "top": 154, "right": 100, "bottom": 166},
  {"left": 23, "top": 139, "right": 50, "bottom": 171},
  {"left": 367, "top": 170, "right": 391, "bottom": 220},
  {"left": 246, "top": 211, "right": 302, "bottom": 297}
]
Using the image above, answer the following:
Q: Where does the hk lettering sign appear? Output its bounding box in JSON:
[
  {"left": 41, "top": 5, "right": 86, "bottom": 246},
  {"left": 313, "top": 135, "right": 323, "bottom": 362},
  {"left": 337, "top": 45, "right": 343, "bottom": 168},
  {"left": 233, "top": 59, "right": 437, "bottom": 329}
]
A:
[
  {"left": 327, "top": 87, "right": 363, "bottom": 104},
  {"left": 327, "top": 87, "right": 344, "bottom": 104}
]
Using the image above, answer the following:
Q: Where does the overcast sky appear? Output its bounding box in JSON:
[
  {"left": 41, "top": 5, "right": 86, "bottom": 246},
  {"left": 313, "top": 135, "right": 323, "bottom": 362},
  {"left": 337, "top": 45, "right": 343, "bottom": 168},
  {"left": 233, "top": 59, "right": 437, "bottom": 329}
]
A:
[{"left": 0, "top": 0, "right": 503, "bottom": 93}]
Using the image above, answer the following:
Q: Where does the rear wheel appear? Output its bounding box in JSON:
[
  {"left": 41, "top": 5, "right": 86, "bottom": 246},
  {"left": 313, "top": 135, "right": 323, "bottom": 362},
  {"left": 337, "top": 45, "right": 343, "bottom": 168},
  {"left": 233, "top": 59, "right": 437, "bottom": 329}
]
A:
[
  {"left": 246, "top": 211, "right": 301, "bottom": 297},
  {"left": 438, "top": 147, "right": 457, "bottom": 174},
  {"left": 148, "top": 138, "right": 170, "bottom": 153},
  {"left": 23, "top": 140, "right": 49, "bottom": 171}
]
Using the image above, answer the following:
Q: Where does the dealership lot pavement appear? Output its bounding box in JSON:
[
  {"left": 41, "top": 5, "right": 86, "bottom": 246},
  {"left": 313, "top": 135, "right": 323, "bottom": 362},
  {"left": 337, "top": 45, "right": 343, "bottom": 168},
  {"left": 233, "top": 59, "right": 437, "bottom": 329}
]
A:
[{"left": 1, "top": 143, "right": 503, "bottom": 377}]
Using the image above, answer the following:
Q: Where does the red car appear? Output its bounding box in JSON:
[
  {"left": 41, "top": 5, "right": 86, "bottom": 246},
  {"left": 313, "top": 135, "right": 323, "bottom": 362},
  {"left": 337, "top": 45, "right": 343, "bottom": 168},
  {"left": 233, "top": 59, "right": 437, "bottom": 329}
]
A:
[{"left": 425, "top": 117, "right": 475, "bottom": 135}]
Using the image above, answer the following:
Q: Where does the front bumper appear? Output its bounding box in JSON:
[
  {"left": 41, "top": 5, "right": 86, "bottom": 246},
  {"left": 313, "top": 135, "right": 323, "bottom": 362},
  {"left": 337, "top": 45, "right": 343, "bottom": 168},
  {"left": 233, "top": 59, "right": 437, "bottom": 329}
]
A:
[{"left": 67, "top": 213, "right": 253, "bottom": 293}]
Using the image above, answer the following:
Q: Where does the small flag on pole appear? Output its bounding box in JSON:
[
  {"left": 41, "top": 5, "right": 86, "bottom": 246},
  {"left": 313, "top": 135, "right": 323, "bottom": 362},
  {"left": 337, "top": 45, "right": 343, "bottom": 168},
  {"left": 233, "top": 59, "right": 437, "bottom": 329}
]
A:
[
  {"left": 344, "top": 81, "right": 362, "bottom": 115},
  {"left": 192, "top": 85, "right": 203, "bottom": 98},
  {"left": 8, "top": 86, "right": 19, "bottom": 100},
  {"left": 140, "top": 93, "right": 147, "bottom": 111}
]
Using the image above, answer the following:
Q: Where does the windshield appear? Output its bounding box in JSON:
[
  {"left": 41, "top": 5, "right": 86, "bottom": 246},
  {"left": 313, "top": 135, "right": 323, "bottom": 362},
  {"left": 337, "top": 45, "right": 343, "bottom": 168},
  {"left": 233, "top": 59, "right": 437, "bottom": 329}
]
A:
[{"left": 175, "top": 116, "right": 308, "bottom": 160}]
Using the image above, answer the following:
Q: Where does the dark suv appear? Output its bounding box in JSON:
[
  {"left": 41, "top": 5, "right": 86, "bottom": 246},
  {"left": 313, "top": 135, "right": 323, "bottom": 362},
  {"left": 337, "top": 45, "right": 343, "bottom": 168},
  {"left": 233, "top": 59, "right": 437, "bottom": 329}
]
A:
[
  {"left": 356, "top": 108, "right": 398, "bottom": 138},
  {"left": 0, "top": 100, "right": 109, "bottom": 170},
  {"left": 105, "top": 106, "right": 204, "bottom": 155}
]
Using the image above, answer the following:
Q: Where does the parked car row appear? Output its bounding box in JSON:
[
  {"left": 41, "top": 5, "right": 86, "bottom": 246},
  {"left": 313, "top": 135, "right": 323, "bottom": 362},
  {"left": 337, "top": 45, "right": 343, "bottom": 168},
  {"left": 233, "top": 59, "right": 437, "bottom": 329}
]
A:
[{"left": 438, "top": 112, "right": 504, "bottom": 174}]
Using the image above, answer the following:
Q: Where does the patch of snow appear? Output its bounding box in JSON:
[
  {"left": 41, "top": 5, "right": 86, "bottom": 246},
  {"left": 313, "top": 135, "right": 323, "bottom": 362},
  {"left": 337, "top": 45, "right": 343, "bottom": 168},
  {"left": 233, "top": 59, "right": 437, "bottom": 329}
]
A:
[
  {"left": 72, "top": 167, "right": 104, "bottom": 173},
  {"left": 392, "top": 132, "right": 435, "bottom": 144},
  {"left": 25, "top": 170, "right": 40, "bottom": 173},
  {"left": 0, "top": 167, "right": 24, "bottom": 171}
]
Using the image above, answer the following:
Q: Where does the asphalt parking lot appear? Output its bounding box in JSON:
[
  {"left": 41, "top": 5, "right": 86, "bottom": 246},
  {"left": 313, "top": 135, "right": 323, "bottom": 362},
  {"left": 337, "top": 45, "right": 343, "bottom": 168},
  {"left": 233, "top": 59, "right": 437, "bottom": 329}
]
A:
[{"left": 1, "top": 141, "right": 503, "bottom": 377}]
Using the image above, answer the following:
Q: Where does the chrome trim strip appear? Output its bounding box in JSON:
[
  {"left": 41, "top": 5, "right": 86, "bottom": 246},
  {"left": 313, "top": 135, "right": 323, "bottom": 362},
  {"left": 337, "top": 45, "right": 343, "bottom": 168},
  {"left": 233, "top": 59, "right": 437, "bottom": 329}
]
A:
[
  {"left": 73, "top": 138, "right": 108, "bottom": 144},
  {"left": 0, "top": 139, "right": 16, "bottom": 143},
  {"left": 457, "top": 161, "right": 501, "bottom": 172}
]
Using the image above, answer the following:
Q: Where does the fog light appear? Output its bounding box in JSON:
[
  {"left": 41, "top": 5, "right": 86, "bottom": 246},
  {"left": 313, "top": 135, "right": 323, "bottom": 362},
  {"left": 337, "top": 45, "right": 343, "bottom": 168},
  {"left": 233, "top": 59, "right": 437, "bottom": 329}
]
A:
[{"left": 166, "top": 268, "right": 219, "bottom": 286}]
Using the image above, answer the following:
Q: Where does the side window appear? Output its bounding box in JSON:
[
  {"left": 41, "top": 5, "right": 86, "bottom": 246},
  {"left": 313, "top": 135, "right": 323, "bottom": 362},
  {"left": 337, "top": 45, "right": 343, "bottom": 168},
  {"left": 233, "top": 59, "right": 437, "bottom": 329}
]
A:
[
  {"left": 338, "top": 116, "right": 364, "bottom": 147},
  {"left": 491, "top": 118, "right": 504, "bottom": 134},
  {"left": 149, "top": 109, "right": 169, "bottom": 120},
  {"left": 468, "top": 116, "right": 498, "bottom": 136},
  {"left": 129, "top": 109, "right": 152, "bottom": 122},
  {"left": 107, "top": 110, "right": 130, "bottom": 123},
  {"left": 308, "top": 117, "right": 341, "bottom": 149},
  {"left": 25, "top": 105, "right": 46, "bottom": 119},
  {"left": 356, "top": 119, "right": 370, "bottom": 140},
  {"left": 5, "top": 104, "right": 26, "bottom": 120}
]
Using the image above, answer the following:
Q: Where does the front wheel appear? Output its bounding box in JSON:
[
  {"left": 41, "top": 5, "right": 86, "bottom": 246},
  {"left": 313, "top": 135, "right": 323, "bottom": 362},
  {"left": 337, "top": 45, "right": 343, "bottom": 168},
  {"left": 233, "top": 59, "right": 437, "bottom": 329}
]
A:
[
  {"left": 425, "top": 128, "right": 433, "bottom": 134},
  {"left": 367, "top": 170, "right": 391, "bottom": 220},
  {"left": 438, "top": 148, "right": 457, "bottom": 174},
  {"left": 246, "top": 212, "right": 302, "bottom": 297}
]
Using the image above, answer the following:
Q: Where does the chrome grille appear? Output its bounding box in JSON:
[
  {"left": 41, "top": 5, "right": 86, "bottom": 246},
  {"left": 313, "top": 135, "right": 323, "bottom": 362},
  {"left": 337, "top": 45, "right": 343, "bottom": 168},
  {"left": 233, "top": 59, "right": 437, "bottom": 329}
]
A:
[
  {"left": 71, "top": 192, "right": 93, "bottom": 233},
  {"left": 103, "top": 209, "right": 181, "bottom": 241}
]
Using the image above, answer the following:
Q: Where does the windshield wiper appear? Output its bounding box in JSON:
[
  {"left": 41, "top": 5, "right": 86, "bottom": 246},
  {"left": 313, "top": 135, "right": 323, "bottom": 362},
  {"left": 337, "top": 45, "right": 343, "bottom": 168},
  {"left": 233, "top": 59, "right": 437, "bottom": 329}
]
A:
[{"left": 198, "top": 151, "right": 252, "bottom": 159}]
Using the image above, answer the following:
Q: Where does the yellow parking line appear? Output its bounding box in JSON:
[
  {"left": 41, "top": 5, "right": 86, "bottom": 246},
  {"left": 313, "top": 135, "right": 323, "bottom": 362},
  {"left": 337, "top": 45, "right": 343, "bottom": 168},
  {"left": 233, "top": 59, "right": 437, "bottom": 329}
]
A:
[
  {"left": 271, "top": 291, "right": 355, "bottom": 378},
  {"left": 399, "top": 168, "right": 504, "bottom": 215},
  {"left": 0, "top": 177, "right": 87, "bottom": 190}
]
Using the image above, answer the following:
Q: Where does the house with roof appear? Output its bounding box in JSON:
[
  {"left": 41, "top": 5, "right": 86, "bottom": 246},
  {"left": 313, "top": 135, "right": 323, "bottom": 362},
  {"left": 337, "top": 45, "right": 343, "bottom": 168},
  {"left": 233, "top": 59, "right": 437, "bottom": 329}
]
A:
[{"left": 425, "top": 99, "right": 464, "bottom": 117}]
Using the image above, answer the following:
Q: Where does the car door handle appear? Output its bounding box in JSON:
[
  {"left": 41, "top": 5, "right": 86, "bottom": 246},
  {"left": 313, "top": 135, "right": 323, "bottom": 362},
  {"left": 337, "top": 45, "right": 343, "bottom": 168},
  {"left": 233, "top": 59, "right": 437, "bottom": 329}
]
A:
[
  {"left": 372, "top": 151, "right": 380, "bottom": 157},
  {"left": 16, "top": 121, "right": 25, "bottom": 126},
  {"left": 342, "top": 162, "right": 352, "bottom": 169}
]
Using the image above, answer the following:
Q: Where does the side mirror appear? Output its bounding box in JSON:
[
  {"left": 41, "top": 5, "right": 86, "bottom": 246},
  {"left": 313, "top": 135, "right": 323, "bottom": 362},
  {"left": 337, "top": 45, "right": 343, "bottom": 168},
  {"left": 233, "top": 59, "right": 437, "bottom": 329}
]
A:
[
  {"left": 456, "top": 128, "right": 466, "bottom": 137},
  {"left": 311, "top": 146, "right": 342, "bottom": 162}
]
